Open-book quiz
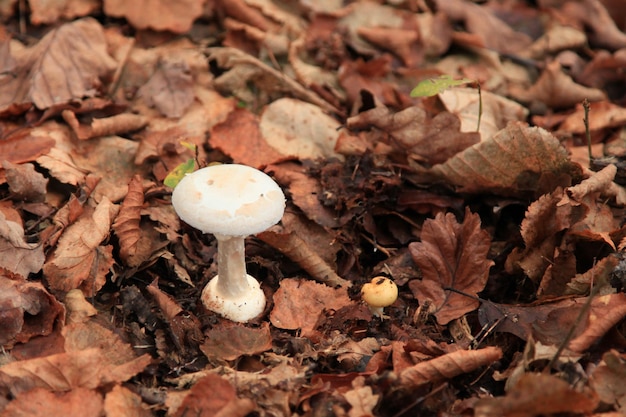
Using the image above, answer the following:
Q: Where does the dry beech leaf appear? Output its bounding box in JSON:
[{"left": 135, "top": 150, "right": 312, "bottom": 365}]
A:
[
  {"left": 201, "top": 322, "right": 273, "bottom": 361},
  {"left": 0, "top": 272, "right": 65, "bottom": 346},
  {"left": 138, "top": 59, "right": 195, "bottom": 118},
  {"left": 64, "top": 289, "right": 97, "bottom": 324},
  {"left": 509, "top": 60, "right": 606, "bottom": 109},
  {"left": 430, "top": 122, "right": 580, "bottom": 198},
  {"left": 2, "top": 160, "right": 48, "bottom": 202},
  {"left": 0, "top": 211, "right": 45, "bottom": 277},
  {"left": 346, "top": 105, "right": 480, "bottom": 165},
  {"left": 398, "top": 346, "right": 503, "bottom": 389},
  {"left": 0, "top": 18, "right": 117, "bottom": 113},
  {"left": 343, "top": 376, "right": 379, "bottom": 417},
  {"left": 409, "top": 208, "right": 493, "bottom": 325},
  {"left": 258, "top": 229, "right": 350, "bottom": 288},
  {"left": 29, "top": 0, "right": 100, "bottom": 25},
  {"left": 113, "top": 175, "right": 145, "bottom": 267},
  {"left": 103, "top": 0, "right": 204, "bottom": 33},
  {"left": 475, "top": 372, "right": 598, "bottom": 417},
  {"left": 0, "top": 348, "right": 150, "bottom": 396},
  {"left": 62, "top": 110, "right": 148, "bottom": 141},
  {"left": 43, "top": 197, "right": 119, "bottom": 295},
  {"left": 0, "top": 387, "right": 103, "bottom": 417},
  {"left": 589, "top": 350, "right": 626, "bottom": 408},
  {"left": 568, "top": 293, "right": 626, "bottom": 353},
  {"left": 173, "top": 374, "right": 256, "bottom": 417},
  {"left": 104, "top": 385, "right": 152, "bottom": 417},
  {"left": 270, "top": 278, "right": 352, "bottom": 338},
  {"left": 259, "top": 98, "right": 344, "bottom": 161}
]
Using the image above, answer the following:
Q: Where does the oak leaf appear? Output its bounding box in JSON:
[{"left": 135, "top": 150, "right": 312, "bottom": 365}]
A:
[{"left": 409, "top": 208, "right": 493, "bottom": 325}]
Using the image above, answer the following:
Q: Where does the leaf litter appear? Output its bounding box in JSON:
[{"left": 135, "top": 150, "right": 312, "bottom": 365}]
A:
[{"left": 2, "top": 1, "right": 626, "bottom": 416}]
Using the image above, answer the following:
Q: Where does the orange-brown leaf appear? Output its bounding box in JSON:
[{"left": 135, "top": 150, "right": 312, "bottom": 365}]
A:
[
  {"left": 113, "top": 175, "right": 144, "bottom": 267},
  {"left": 409, "top": 208, "right": 493, "bottom": 325}
]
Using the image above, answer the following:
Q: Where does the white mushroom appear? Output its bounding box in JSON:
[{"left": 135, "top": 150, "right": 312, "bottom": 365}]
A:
[{"left": 171, "top": 164, "right": 285, "bottom": 322}]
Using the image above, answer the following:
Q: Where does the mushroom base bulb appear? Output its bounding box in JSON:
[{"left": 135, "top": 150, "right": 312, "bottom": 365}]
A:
[{"left": 202, "top": 275, "right": 266, "bottom": 322}]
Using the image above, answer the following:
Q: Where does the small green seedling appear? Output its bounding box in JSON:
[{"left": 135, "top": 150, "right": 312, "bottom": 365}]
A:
[
  {"left": 164, "top": 142, "right": 198, "bottom": 188},
  {"left": 410, "top": 74, "right": 474, "bottom": 97}
]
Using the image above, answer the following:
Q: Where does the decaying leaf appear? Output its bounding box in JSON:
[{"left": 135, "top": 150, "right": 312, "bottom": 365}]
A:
[
  {"left": 113, "top": 175, "right": 145, "bottom": 267},
  {"left": 409, "top": 208, "right": 493, "bottom": 325},
  {"left": 2, "top": 160, "right": 48, "bottom": 202},
  {"left": 138, "top": 59, "right": 195, "bottom": 118},
  {"left": 201, "top": 322, "right": 273, "bottom": 361},
  {"left": 0, "top": 387, "right": 103, "bottom": 417},
  {"left": 103, "top": 0, "right": 204, "bottom": 33},
  {"left": 0, "top": 212, "right": 45, "bottom": 278},
  {"left": 430, "top": 122, "right": 581, "bottom": 198}
]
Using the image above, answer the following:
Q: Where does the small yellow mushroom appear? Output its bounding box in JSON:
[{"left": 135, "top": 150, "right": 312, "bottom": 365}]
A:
[{"left": 361, "top": 277, "right": 398, "bottom": 318}]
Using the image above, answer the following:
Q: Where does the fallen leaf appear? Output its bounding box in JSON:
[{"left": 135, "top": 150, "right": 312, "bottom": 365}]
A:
[
  {"left": 0, "top": 387, "right": 103, "bottom": 417},
  {"left": 103, "top": 0, "right": 204, "bottom": 33},
  {"left": 474, "top": 372, "right": 598, "bottom": 417},
  {"left": 201, "top": 322, "right": 273, "bottom": 361},
  {"left": 2, "top": 160, "right": 48, "bottom": 202},
  {"left": 270, "top": 278, "right": 352, "bottom": 339},
  {"left": 28, "top": 0, "right": 100, "bottom": 25},
  {"left": 104, "top": 385, "right": 152, "bottom": 417},
  {"left": 430, "top": 122, "right": 581, "bottom": 198},
  {"left": 0, "top": 211, "right": 45, "bottom": 278},
  {"left": 113, "top": 175, "right": 146, "bottom": 267},
  {"left": 138, "top": 58, "right": 195, "bottom": 118},
  {"left": 344, "top": 376, "right": 379, "bottom": 417},
  {"left": 173, "top": 374, "right": 256, "bottom": 417},
  {"left": 409, "top": 208, "right": 493, "bottom": 325},
  {"left": 589, "top": 350, "right": 626, "bottom": 411}
]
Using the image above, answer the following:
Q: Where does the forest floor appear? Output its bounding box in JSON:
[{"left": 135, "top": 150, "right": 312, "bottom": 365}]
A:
[{"left": 2, "top": 0, "right": 626, "bottom": 416}]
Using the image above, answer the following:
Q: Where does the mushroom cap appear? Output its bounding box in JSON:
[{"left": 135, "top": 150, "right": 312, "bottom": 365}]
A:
[
  {"left": 361, "top": 277, "right": 398, "bottom": 308},
  {"left": 172, "top": 164, "right": 285, "bottom": 236}
]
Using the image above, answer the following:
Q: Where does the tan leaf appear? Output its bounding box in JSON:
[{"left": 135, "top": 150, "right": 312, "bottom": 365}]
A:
[
  {"left": 173, "top": 374, "right": 256, "bottom": 417},
  {"left": 398, "top": 346, "right": 503, "bottom": 389},
  {"left": 344, "top": 376, "right": 379, "bottom": 417},
  {"left": 346, "top": 105, "right": 480, "bottom": 165},
  {"left": 0, "top": 211, "right": 45, "bottom": 277},
  {"left": 104, "top": 385, "right": 152, "bottom": 417},
  {"left": 270, "top": 278, "right": 352, "bottom": 338},
  {"left": 64, "top": 289, "right": 97, "bottom": 324},
  {"left": 201, "top": 322, "right": 273, "bottom": 361},
  {"left": 138, "top": 59, "right": 195, "bottom": 118},
  {"left": 62, "top": 110, "right": 148, "bottom": 141},
  {"left": 589, "top": 350, "right": 626, "bottom": 410},
  {"left": 568, "top": 293, "right": 626, "bottom": 353},
  {"left": 409, "top": 208, "right": 493, "bottom": 325},
  {"left": 0, "top": 273, "right": 65, "bottom": 346},
  {"left": 0, "top": 131, "right": 54, "bottom": 166},
  {"left": 2, "top": 160, "right": 48, "bottom": 202},
  {"left": 0, "top": 18, "right": 117, "bottom": 112},
  {"left": 29, "top": 0, "right": 100, "bottom": 25},
  {"left": 475, "top": 372, "right": 598, "bottom": 417},
  {"left": 260, "top": 98, "right": 344, "bottom": 161},
  {"left": 113, "top": 175, "right": 145, "bottom": 267},
  {"left": 0, "top": 387, "right": 103, "bottom": 417},
  {"left": 43, "top": 198, "right": 119, "bottom": 295},
  {"left": 103, "top": 0, "right": 204, "bottom": 33},
  {"left": 430, "top": 122, "right": 581, "bottom": 198}
]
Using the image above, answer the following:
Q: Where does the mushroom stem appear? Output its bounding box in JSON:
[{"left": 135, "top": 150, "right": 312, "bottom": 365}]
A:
[{"left": 215, "top": 234, "right": 249, "bottom": 298}]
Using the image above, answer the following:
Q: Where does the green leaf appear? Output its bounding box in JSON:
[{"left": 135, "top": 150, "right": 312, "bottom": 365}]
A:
[
  {"left": 164, "top": 159, "right": 196, "bottom": 188},
  {"left": 410, "top": 75, "right": 474, "bottom": 97}
]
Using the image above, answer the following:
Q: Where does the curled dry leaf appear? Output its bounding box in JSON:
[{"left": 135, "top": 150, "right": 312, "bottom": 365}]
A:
[
  {"left": 172, "top": 374, "right": 256, "bottom": 417},
  {"left": 62, "top": 110, "right": 148, "bottom": 141},
  {"left": 589, "top": 350, "right": 626, "bottom": 409},
  {"left": 0, "top": 387, "right": 103, "bottom": 417},
  {"left": 409, "top": 208, "right": 493, "bottom": 325},
  {"left": 43, "top": 198, "right": 119, "bottom": 295},
  {"left": 103, "top": 0, "right": 204, "bottom": 33},
  {"left": 201, "top": 322, "right": 273, "bottom": 361},
  {"left": 2, "top": 160, "right": 48, "bottom": 202},
  {"left": 138, "top": 59, "right": 195, "bottom": 118},
  {"left": 113, "top": 175, "right": 144, "bottom": 267},
  {"left": 430, "top": 122, "right": 581, "bottom": 198},
  {"left": 104, "top": 385, "right": 152, "bottom": 417},
  {"left": 0, "top": 18, "right": 117, "bottom": 113},
  {"left": 0, "top": 211, "right": 45, "bottom": 278},
  {"left": 474, "top": 372, "right": 598, "bottom": 417},
  {"left": 398, "top": 346, "right": 503, "bottom": 389},
  {"left": 270, "top": 278, "right": 352, "bottom": 339},
  {"left": 0, "top": 271, "right": 65, "bottom": 346}
]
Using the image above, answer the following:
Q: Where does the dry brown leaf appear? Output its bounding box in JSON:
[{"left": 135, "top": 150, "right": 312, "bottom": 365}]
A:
[
  {"left": 0, "top": 212, "right": 45, "bottom": 278},
  {"left": 568, "top": 293, "right": 626, "bottom": 352},
  {"left": 347, "top": 105, "right": 480, "bottom": 165},
  {"left": 260, "top": 98, "right": 343, "bottom": 161},
  {"left": 103, "top": 0, "right": 204, "bottom": 33},
  {"left": 0, "top": 387, "right": 103, "bottom": 417},
  {"left": 43, "top": 197, "right": 118, "bottom": 295},
  {"left": 29, "top": 0, "right": 100, "bottom": 25},
  {"left": 62, "top": 110, "right": 148, "bottom": 141},
  {"left": 430, "top": 122, "right": 581, "bottom": 198},
  {"left": 560, "top": 101, "right": 626, "bottom": 134},
  {"left": 509, "top": 60, "right": 606, "bottom": 109},
  {"left": 0, "top": 131, "right": 54, "bottom": 167},
  {"left": 2, "top": 160, "right": 48, "bottom": 202},
  {"left": 0, "top": 272, "right": 65, "bottom": 346},
  {"left": 398, "top": 346, "right": 503, "bottom": 389},
  {"left": 201, "top": 322, "right": 273, "bottom": 361},
  {"left": 138, "top": 58, "right": 195, "bottom": 118},
  {"left": 408, "top": 208, "right": 493, "bottom": 325},
  {"left": 0, "top": 18, "right": 117, "bottom": 113},
  {"left": 64, "top": 289, "right": 97, "bottom": 324},
  {"left": 113, "top": 175, "right": 145, "bottom": 267},
  {"left": 173, "top": 374, "right": 256, "bottom": 417},
  {"left": 558, "top": 0, "right": 626, "bottom": 50},
  {"left": 589, "top": 350, "right": 626, "bottom": 411},
  {"left": 270, "top": 278, "right": 352, "bottom": 339},
  {"left": 343, "top": 376, "right": 379, "bottom": 417},
  {"left": 475, "top": 372, "right": 598, "bottom": 417},
  {"left": 0, "top": 348, "right": 150, "bottom": 396},
  {"left": 104, "top": 385, "right": 152, "bottom": 417},
  {"left": 258, "top": 229, "right": 350, "bottom": 288}
]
